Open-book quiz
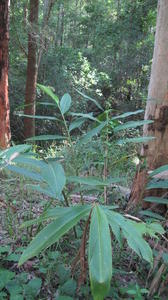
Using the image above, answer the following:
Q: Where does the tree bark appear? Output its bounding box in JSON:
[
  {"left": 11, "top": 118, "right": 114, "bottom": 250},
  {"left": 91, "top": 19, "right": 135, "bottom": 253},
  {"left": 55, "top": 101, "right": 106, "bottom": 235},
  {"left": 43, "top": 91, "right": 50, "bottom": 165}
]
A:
[
  {"left": 24, "top": 0, "right": 39, "bottom": 139},
  {"left": 0, "top": 0, "right": 11, "bottom": 149},
  {"left": 128, "top": 0, "right": 168, "bottom": 211}
]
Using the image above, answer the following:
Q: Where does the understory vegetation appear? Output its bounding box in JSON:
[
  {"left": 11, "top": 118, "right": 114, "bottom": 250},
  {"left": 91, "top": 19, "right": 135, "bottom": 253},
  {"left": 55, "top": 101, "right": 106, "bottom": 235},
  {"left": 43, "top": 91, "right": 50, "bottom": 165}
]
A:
[
  {"left": 1, "top": 0, "right": 168, "bottom": 299},
  {"left": 0, "top": 88, "right": 167, "bottom": 300}
]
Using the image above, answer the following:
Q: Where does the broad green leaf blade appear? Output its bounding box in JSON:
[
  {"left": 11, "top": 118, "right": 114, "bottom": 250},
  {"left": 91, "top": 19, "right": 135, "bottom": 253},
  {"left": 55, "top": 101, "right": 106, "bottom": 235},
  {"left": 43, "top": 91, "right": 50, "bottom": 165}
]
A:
[
  {"left": 75, "top": 89, "right": 103, "bottom": 111},
  {"left": 69, "top": 118, "right": 86, "bottom": 132},
  {"left": 18, "top": 205, "right": 91, "bottom": 266},
  {"left": 0, "top": 144, "right": 32, "bottom": 161},
  {"left": 13, "top": 155, "right": 45, "bottom": 169},
  {"left": 60, "top": 93, "right": 71, "bottom": 114},
  {"left": 20, "top": 206, "right": 71, "bottom": 228},
  {"left": 147, "top": 180, "right": 168, "bottom": 189},
  {"left": 16, "top": 113, "right": 59, "bottom": 121},
  {"left": 26, "top": 184, "right": 56, "bottom": 198},
  {"left": 70, "top": 112, "right": 101, "bottom": 123},
  {"left": 114, "top": 120, "right": 153, "bottom": 133},
  {"left": 122, "top": 223, "right": 153, "bottom": 265},
  {"left": 6, "top": 165, "right": 43, "bottom": 182},
  {"left": 25, "top": 135, "right": 65, "bottom": 142},
  {"left": 126, "top": 220, "right": 165, "bottom": 238},
  {"left": 150, "top": 164, "right": 168, "bottom": 177},
  {"left": 112, "top": 109, "right": 144, "bottom": 120},
  {"left": 42, "top": 161, "right": 66, "bottom": 197},
  {"left": 78, "top": 121, "right": 107, "bottom": 145},
  {"left": 106, "top": 210, "right": 153, "bottom": 265},
  {"left": 67, "top": 176, "right": 122, "bottom": 186},
  {"left": 117, "top": 136, "right": 155, "bottom": 145},
  {"left": 37, "top": 83, "right": 59, "bottom": 105},
  {"left": 89, "top": 205, "right": 112, "bottom": 300},
  {"left": 144, "top": 197, "right": 168, "bottom": 204}
]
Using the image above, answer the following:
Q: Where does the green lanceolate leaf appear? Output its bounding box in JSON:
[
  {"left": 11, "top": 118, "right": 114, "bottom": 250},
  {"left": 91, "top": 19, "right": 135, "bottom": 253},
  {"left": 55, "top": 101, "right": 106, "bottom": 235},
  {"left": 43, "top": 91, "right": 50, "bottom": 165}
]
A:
[
  {"left": 106, "top": 210, "right": 153, "bottom": 265},
  {"left": 37, "top": 83, "right": 59, "bottom": 105},
  {"left": 20, "top": 206, "right": 71, "bottom": 228},
  {"left": 42, "top": 161, "right": 66, "bottom": 197},
  {"left": 26, "top": 184, "right": 56, "bottom": 198},
  {"left": 78, "top": 121, "right": 107, "bottom": 145},
  {"left": 16, "top": 113, "right": 59, "bottom": 121},
  {"left": 60, "top": 93, "right": 71, "bottom": 114},
  {"left": 6, "top": 165, "right": 43, "bottom": 182},
  {"left": 13, "top": 155, "right": 45, "bottom": 169},
  {"left": 69, "top": 118, "right": 86, "bottom": 132},
  {"left": 89, "top": 205, "right": 112, "bottom": 300},
  {"left": 149, "top": 164, "right": 168, "bottom": 177},
  {"left": 18, "top": 205, "right": 91, "bottom": 266},
  {"left": 117, "top": 136, "right": 155, "bottom": 145},
  {"left": 139, "top": 210, "right": 165, "bottom": 221},
  {"left": 67, "top": 176, "right": 122, "bottom": 186},
  {"left": 114, "top": 120, "right": 153, "bottom": 132},
  {"left": 112, "top": 109, "right": 144, "bottom": 120},
  {"left": 25, "top": 135, "right": 65, "bottom": 142},
  {"left": 70, "top": 112, "right": 100, "bottom": 123},
  {"left": 147, "top": 180, "right": 168, "bottom": 189},
  {"left": 0, "top": 144, "right": 32, "bottom": 162},
  {"left": 75, "top": 89, "right": 103, "bottom": 111},
  {"left": 144, "top": 197, "right": 168, "bottom": 205},
  {"left": 122, "top": 222, "right": 153, "bottom": 265}
]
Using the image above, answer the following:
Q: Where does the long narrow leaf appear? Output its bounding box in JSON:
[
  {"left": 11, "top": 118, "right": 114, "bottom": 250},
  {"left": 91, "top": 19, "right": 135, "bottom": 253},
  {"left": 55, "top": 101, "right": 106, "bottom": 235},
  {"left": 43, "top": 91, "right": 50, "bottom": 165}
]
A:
[
  {"left": 37, "top": 83, "right": 59, "bottom": 105},
  {"left": 117, "top": 136, "right": 155, "bottom": 145},
  {"left": 67, "top": 176, "right": 122, "bottom": 186},
  {"left": 139, "top": 210, "right": 165, "bottom": 221},
  {"left": 20, "top": 206, "right": 73, "bottom": 228},
  {"left": 114, "top": 120, "right": 153, "bottom": 132},
  {"left": 112, "top": 109, "right": 144, "bottom": 120},
  {"left": 0, "top": 145, "right": 32, "bottom": 161},
  {"left": 13, "top": 155, "right": 45, "bottom": 169},
  {"left": 18, "top": 205, "right": 91, "bottom": 265},
  {"left": 147, "top": 180, "right": 168, "bottom": 189},
  {"left": 70, "top": 112, "right": 100, "bottom": 123},
  {"left": 89, "top": 205, "right": 112, "bottom": 300},
  {"left": 78, "top": 122, "right": 107, "bottom": 145},
  {"left": 106, "top": 210, "right": 153, "bottom": 265},
  {"left": 25, "top": 135, "right": 65, "bottom": 142},
  {"left": 75, "top": 89, "right": 103, "bottom": 111},
  {"left": 144, "top": 197, "right": 168, "bottom": 204},
  {"left": 6, "top": 165, "right": 43, "bottom": 182},
  {"left": 69, "top": 118, "right": 86, "bottom": 132},
  {"left": 150, "top": 164, "right": 168, "bottom": 177},
  {"left": 16, "top": 113, "right": 59, "bottom": 121}
]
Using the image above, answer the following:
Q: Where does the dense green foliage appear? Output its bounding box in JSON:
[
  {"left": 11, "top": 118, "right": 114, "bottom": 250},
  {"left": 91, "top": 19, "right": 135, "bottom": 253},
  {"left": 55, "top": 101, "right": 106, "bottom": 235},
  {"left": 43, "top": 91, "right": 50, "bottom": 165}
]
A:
[
  {"left": 1, "top": 1, "right": 168, "bottom": 299},
  {"left": 9, "top": 0, "right": 157, "bottom": 140}
]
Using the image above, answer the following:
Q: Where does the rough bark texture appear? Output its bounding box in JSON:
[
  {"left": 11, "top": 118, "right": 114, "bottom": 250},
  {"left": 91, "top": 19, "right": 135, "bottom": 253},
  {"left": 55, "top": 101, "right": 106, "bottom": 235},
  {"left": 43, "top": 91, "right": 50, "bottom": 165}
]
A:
[
  {"left": 24, "top": 0, "right": 39, "bottom": 139},
  {"left": 128, "top": 0, "right": 168, "bottom": 211},
  {"left": 0, "top": 0, "right": 11, "bottom": 149}
]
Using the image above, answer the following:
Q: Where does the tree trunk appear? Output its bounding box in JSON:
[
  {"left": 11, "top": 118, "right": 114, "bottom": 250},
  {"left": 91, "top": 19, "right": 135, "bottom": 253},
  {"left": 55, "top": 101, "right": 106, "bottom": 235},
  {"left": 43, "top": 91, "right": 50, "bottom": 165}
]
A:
[
  {"left": 0, "top": 0, "right": 11, "bottom": 149},
  {"left": 24, "top": 0, "right": 39, "bottom": 139},
  {"left": 56, "top": 4, "right": 64, "bottom": 47},
  {"left": 128, "top": 0, "right": 168, "bottom": 211}
]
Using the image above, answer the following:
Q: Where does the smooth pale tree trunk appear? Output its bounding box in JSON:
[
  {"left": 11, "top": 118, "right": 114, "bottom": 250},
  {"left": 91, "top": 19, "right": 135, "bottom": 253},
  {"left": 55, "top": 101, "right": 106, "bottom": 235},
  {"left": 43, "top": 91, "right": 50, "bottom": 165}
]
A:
[
  {"left": 128, "top": 0, "right": 168, "bottom": 211},
  {"left": 24, "top": 0, "right": 39, "bottom": 139},
  {"left": 0, "top": 0, "right": 11, "bottom": 149}
]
